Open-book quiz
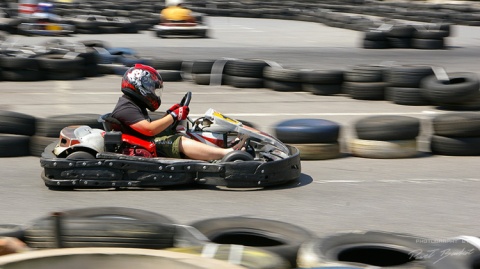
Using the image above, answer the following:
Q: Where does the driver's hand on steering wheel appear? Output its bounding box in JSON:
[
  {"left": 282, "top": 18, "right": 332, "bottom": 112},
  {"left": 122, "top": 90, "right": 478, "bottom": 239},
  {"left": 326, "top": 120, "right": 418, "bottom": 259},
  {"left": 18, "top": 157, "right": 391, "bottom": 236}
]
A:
[{"left": 169, "top": 106, "right": 190, "bottom": 121}]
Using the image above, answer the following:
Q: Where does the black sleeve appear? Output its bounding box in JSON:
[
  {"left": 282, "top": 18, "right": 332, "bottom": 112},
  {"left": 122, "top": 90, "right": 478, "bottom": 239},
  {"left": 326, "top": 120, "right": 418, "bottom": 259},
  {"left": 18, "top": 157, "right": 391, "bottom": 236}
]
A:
[{"left": 111, "top": 99, "right": 148, "bottom": 126}]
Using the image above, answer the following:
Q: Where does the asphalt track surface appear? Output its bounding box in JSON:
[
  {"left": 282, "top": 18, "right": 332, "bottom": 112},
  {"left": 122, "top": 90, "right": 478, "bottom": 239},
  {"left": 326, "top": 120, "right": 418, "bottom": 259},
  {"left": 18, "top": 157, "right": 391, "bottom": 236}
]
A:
[{"left": 1, "top": 17, "right": 480, "bottom": 240}]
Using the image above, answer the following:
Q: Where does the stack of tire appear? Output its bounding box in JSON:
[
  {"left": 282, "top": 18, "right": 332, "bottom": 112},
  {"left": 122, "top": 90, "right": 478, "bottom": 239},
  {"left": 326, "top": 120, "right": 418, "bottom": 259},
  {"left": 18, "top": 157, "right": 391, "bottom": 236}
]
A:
[
  {"left": 222, "top": 59, "right": 269, "bottom": 88},
  {"left": 189, "top": 59, "right": 216, "bottom": 85},
  {"left": 386, "top": 24, "right": 416, "bottom": 49},
  {"left": 0, "top": 111, "right": 36, "bottom": 157},
  {"left": 263, "top": 66, "right": 303, "bottom": 92},
  {"left": 147, "top": 58, "right": 185, "bottom": 82},
  {"left": 430, "top": 112, "right": 480, "bottom": 156},
  {"left": 300, "top": 69, "right": 345, "bottom": 96},
  {"left": 343, "top": 64, "right": 388, "bottom": 100},
  {"left": 420, "top": 72, "right": 480, "bottom": 110},
  {"left": 411, "top": 24, "right": 451, "bottom": 50},
  {"left": 0, "top": 53, "right": 44, "bottom": 81},
  {"left": 296, "top": 230, "right": 479, "bottom": 269},
  {"left": 362, "top": 28, "right": 389, "bottom": 49},
  {"left": 31, "top": 114, "right": 104, "bottom": 157},
  {"left": 274, "top": 118, "right": 342, "bottom": 160},
  {"left": 384, "top": 64, "right": 434, "bottom": 106},
  {"left": 350, "top": 115, "right": 421, "bottom": 159}
]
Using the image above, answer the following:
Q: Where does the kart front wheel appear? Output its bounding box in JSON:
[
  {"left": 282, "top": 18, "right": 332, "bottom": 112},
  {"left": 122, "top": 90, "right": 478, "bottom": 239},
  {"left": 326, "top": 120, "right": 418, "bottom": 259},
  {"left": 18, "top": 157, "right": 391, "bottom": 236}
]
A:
[
  {"left": 66, "top": 151, "right": 96, "bottom": 160},
  {"left": 221, "top": 151, "right": 254, "bottom": 162}
]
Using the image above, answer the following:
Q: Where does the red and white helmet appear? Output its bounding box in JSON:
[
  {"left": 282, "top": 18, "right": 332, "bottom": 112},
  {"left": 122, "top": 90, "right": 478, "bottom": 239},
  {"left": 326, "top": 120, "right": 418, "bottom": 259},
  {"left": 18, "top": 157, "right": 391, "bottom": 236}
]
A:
[{"left": 121, "top": 64, "right": 163, "bottom": 111}]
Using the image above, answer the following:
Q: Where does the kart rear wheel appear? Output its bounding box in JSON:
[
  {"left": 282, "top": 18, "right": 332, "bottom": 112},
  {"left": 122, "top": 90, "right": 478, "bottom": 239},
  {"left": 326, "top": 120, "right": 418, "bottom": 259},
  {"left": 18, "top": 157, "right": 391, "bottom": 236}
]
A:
[
  {"left": 66, "top": 151, "right": 96, "bottom": 160},
  {"left": 221, "top": 151, "right": 254, "bottom": 162}
]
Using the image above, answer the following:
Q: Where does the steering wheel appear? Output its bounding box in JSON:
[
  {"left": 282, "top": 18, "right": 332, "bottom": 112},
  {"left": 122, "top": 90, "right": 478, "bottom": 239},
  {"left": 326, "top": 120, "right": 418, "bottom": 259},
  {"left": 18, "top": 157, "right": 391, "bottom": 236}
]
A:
[
  {"left": 171, "top": 91, "right": 192, "bottom": 130},
  {"left": 180, "top": 91, "right": 192, "bottom": 107}
]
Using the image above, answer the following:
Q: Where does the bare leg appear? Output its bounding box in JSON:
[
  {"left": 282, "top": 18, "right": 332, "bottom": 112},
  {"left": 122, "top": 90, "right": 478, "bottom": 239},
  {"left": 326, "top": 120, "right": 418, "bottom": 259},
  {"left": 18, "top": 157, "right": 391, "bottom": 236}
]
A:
[{"left": 179, "top": 136, "right": 234, "bottom": 161}]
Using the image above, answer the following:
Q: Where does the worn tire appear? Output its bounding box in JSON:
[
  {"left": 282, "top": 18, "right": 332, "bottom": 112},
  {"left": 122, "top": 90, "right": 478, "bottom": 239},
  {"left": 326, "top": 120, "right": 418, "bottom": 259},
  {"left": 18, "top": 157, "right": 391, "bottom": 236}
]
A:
[
  {"left": 36, "top": 114, "right": 103, "bottom": 137},
  {"left": 297, "top": 231, "right": 437, "bottom": 268},
  {"left": 189, "top": 216, "right": 317, "bottom": 268},
  {"left": 354, "top": 115, "right": 420, "bottom": 141},
  {"left": 432, "top": 112, "right": 480, "bottom": 137},
  {"left": 291, "top": 143, "right": 342, "bottom": 160},
  {"left": 421, "top": 72, "right": 480, "bottom": 104},
  {"left": 349, "top": 138, "right": 419, "bottom": 159},
  {"left": 430, "top": 135, "right": 480, "bottom": 156},
  {"left": 0, "top": 134, "right": 30, "bottom": 157},
  {"left": 0, "top": 110, "right": 36, "bottom": 136},
  {"left": 165, "top": 244, "right": 291, "bottom": 269}
]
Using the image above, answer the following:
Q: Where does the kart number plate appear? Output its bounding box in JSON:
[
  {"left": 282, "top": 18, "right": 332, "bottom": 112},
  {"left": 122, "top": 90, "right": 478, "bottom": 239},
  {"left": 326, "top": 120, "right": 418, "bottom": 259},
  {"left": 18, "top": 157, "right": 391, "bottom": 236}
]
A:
[{"left": 213, "top": 111, "right": 240, "bottom": 125}]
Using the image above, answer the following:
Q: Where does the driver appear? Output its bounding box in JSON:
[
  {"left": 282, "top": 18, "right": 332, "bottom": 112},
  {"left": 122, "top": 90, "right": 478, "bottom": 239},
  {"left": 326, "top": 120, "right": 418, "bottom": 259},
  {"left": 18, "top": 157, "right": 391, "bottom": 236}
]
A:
[
  {"left": 111, "top": 64, "right": 237, "bottom": 161},
  {"left": 160, "top": 0, "right": 195, "bottom": 23}
]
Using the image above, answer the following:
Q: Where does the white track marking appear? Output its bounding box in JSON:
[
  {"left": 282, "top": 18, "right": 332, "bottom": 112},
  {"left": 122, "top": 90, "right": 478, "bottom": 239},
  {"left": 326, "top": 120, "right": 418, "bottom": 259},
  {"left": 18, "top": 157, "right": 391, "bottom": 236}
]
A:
[{"left": 313, "top": 178, "right": 480, "bottom": 184}]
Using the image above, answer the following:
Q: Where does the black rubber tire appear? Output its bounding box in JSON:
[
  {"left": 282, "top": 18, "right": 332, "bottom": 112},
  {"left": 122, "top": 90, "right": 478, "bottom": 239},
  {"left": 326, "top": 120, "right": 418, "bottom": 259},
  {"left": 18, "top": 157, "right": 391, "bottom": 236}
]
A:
[
  {"left": 413, "top": 29, "right": 449, "bottom": 39},
  {"left": 158, "top": 70, "right": 183, "bottom": 82},
  {"left": 297, "top": 231, "right": 436, "bottom": 268},
  {"left": 303, "top": 84, "right": 342, "bottom": 95},
  {"left": 364, "top": 30, "right": 388, "bottom": 41},
  {"left": 2, "top": 69, "right": 44, "bottom": 81},
  {"left": 432, "top": 112, "right": 480, "bottom": 137},
  {"left": 149, "top": 58, "right": 184, "bottom": 70},
  {"left": 223, "top": 75, "right": 264, "bottom": 88},
  {"left": 389, "top": 87, "right": 431, "bottom": 106},
  {"left": 263, "top": 66, "right": 302, "bottom": 82},
  {"left": 189, "top": 216, "right": 317, "bottom": 268},
  {"left": 193, "top": 73, "right": 211, "bottom": 85},
  {"left": 387, "top": 37, "right": 412, "bottom": 48},
  {"left": 0, "top": 55, "right": 39, "bottom": 69},
  {"left": 191, "top": 59, "right": 216, "bottom": 74},
  {"left": 412, "top": 38, "right": 445, "bottom": 50},
  {"left": 387, "top": 24, "right": 416, "bottom": 38},
  {"left": 430, "top": 135, "right": 480, "bottom": 156},
  {"left": 274, "top": 118, "right": 340, "bottom": 144},
  {"left": 343, "top": 81, "right": 387, "bottom": 100},
  {"left": 29, "top": 136, "right": 58, "bottom": 157},
  {"left": 264, "top": 79, "right": 302, "bottom": 92},
  {"left": 0, "top": 110, "right": 36, "bottom": 136},
  {"left": 421, "top": 72, "right": 480, "bottom": 104},
  {"left": 24, "top": 216, "right": 176, "bottom": 249},
  {"left": 60, "top": 207, "right": 175, "bottom": 224},
  {"left": 0, "top": 134, "right": 30, "bottom": 157},
  {"left": 36, "top": 54, "right": 85, "bottom": 72},
  {"left": 0, "top": 224, "right": 25, "bottom": 240},
  {"left": 385, "top": 64, "right": 434, "bottom": 88},
  {"left": 354, "top": 115, "right": 421, "bottom": 141},
  {"left": 66, "top": 151, "right": 96, "bottom": 160},
  {"left": 224, "top": 60, "right": 269, "bottom": 78},
  {"left": 362, "top": 39, "right": 389, "bottom": 49},
  {"left": 36, "top": 114, "right": 103, "bottom": 137},
  {"left": 165, "top": 244, "right": 291, "bottom": 269},
  {"left": 299, "top": 69, "right": 344, "bottom": 84},
  {"left": 344, "top": 65, "right": 385, "bottom": 83}
]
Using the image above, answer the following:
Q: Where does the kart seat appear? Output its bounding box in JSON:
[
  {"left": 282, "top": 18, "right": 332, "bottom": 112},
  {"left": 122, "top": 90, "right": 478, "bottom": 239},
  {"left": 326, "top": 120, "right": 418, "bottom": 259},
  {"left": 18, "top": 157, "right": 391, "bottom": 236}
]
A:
[{"left": 98, "top": 113, "right": 126, "bottom": 132}]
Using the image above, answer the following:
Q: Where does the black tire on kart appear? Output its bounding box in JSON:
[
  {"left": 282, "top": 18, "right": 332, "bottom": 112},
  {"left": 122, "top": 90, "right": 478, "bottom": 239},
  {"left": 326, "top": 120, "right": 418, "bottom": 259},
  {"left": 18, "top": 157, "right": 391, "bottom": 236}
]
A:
[
  {"left": 297, "top": 231, "right": 437, "bottom": 269},
  {"left": 66, "top": 151, "right": 96, "bottom": 160},
  {"left": 221, "top": 150, "right": 254, "bottom": 162},
  {"left": 354, "top": 115, "right": 421, "bottom": 141},
  {"left": 274, "top": 118, "right": 340, "bottom": 144},
  {"left": 189, "top": 216, "right": 317, "bottom": 268}
]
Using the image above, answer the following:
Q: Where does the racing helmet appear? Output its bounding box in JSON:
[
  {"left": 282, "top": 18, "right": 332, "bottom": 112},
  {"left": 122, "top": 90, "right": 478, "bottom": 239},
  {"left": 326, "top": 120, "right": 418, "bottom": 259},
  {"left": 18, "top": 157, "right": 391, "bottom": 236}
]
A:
[{"left": 121, "top": 64, "right": 163, "bottom": 112}]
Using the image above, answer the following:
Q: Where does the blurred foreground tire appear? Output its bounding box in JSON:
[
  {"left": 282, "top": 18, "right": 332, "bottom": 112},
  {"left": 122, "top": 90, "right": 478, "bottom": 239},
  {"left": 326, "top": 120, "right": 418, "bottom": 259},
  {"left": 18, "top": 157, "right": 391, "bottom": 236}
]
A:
[{"left": 189, "top": 216, "right": 317, "bottom": 268}]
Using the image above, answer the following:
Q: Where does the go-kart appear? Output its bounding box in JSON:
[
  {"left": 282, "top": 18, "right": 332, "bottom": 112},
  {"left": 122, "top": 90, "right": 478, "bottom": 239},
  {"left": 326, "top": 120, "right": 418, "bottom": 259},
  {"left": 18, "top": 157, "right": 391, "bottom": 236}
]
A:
[
  {"left": 18, "top": 12, "right": 75, "bottom": 36},
  {"left": 153, "top": 12, "right": 209, "bottom": 38},
  {"left": 40, "top": 92, "right": 301, "bottom": 190}
]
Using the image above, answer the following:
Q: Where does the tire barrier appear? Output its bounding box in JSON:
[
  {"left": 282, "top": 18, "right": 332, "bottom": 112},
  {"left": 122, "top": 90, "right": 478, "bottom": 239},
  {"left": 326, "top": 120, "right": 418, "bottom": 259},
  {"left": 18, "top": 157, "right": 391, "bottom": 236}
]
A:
[
  {"left": 430, "top": 113, "right": 480, "bottom": 156},
  {"left": 274, "top": 119, "right": 342, "bottom": 160},
  {"left": 189, "top": 216, "right": 318, "bottom": 268},
  {"left": 0, "top": 111, "right": 36, "bottom": 157},
  {"left": 350, "top": 115, "right": 421, "bottom": 159},
  {"left": 4, "top": 207, "right": 480, "bottom": 268}
]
